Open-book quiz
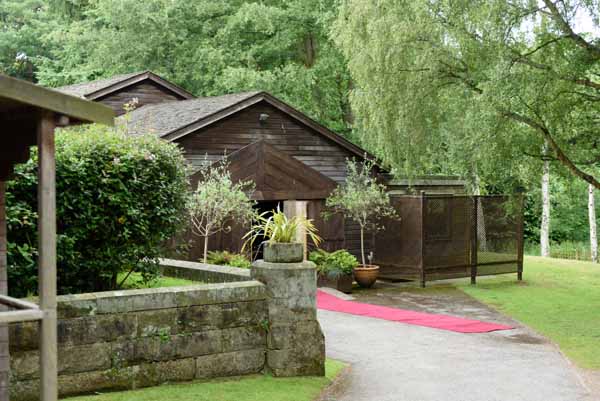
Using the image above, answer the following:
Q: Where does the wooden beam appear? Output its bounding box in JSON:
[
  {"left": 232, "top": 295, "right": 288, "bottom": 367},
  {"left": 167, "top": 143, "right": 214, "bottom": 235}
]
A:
[
  {"left": 0, "top": 74, "right": 114, "bottom": 126},
  {"left": 37, "top": 111, "right": 57, "bottom": 401},
  {"left": 0, "top": 309, "right": 44, "bottom": 324},
  {"left": 0, "top": 295, "right": 39, "bottom": 311}
]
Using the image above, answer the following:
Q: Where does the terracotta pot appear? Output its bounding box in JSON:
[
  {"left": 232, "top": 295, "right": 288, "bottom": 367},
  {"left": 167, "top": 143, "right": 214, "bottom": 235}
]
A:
[
  {"left": 317, "top": 273, "right": 353, "bottom": 293},
  {"left": 263, "top": 242, "right": 304, "bottom": 263},
  {"left": 353, "top": 265, "right": 379, "bottom": 288}
]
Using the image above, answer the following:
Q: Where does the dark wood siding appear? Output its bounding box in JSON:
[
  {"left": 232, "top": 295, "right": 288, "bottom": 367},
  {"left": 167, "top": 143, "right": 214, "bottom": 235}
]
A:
[
  {"left": 97, "top": 81, "right": 184, "bottom": 115},
  {"left": 176, "top": 101, "right": 373, "bottom": 258},
  {"left": 176, "top": 102, "right": 352, "bottom": 183}
]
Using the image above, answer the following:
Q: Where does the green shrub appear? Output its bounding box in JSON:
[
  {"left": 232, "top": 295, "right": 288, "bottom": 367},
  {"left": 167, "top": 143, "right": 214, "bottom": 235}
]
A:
[
  {"left": 206, "top": 251, "right": 252, "bottom": 269},
  {"left": 309, "top": 249, "right": 358, "bottom": 278},
  {"left": 6, "top": 126, "right": 188, "bottom": 296}
]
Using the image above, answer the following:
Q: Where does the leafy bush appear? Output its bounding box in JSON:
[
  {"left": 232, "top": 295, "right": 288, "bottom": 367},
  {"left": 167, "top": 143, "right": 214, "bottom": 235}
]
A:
[
  {"left": 6, "top": 126, "right": 188, "bottom": 297},
  {"left": 206, "top": 251, "right": 252, "bottom": 269},
  {"left": 309, "top": 249, "right": 358, "bottom": 278}
]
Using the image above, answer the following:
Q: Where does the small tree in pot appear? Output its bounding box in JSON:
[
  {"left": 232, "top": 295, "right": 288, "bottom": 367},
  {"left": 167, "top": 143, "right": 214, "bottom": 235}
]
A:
[
  {"left": 188, "top": 159, "right": 256, "bottom": 263},
  {"left": 325, "top": 158, "right": 396, "bottom": 288}
]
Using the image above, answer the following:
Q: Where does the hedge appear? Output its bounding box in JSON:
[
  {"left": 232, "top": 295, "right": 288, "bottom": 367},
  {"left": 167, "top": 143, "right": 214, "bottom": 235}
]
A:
[{"left": 6, "top": 126, "right": 188, "bottom": 296}]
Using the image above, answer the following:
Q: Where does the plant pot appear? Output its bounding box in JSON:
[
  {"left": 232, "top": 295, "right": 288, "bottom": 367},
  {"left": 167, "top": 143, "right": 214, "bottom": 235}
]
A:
[
  {"left": 263, "top": 242, "right": 304, "bottom": 263},
  {"left": 317, "top": 273, "right": 353, "bottom": 293},
  {"left": 353, "top": 265, "right": 379, "bottom": 288}
]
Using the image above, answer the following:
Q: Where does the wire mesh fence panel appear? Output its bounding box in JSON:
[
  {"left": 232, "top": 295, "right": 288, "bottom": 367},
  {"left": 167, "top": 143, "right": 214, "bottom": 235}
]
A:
[
  {"left": 476, "top": 196, "right": 520, "bottom": 275},
  {"left": 374, "top": 196, "right": 422, "bottom": 280},
  {"left": 373, "top": 194, "right": 523, "bottom": 284},
  {"left": 423, "top": 196, "right": 472, "bottom": 279}
]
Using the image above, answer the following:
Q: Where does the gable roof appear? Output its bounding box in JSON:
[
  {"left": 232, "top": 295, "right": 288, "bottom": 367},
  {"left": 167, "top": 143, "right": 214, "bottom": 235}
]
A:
[
  {"left": 121, "top": 91, "right": 373, "bottom": 161},
  {"left": 190, "top": 140, "right": 338, "bottom": 201},
  {"left": 56, "top": 71, "right": 194, "bottom": 100}
]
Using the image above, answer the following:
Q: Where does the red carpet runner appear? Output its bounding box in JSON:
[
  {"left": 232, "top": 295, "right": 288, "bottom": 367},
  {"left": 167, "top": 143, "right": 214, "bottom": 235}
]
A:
[{"left": 317, "top": 290, "right": 513, "bottom": 333}]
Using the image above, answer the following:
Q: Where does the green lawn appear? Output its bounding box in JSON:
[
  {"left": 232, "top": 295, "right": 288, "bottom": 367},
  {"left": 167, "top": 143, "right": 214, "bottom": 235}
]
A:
[
  {"left": 64, "top": 359, "right": 346, "bottom": 401},
  {"left": 458, "top": 256, "right": 600, "bottom": 369},
  {"left": 118, "top": 272, "right": 199, "bottom": 289}
]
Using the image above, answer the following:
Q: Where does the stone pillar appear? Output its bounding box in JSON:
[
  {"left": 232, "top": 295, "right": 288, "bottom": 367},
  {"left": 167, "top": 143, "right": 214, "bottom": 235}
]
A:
[
  {"left": 283, "top": 200, "right": 308, "bottom": 259},
  {"left": 251, "top": 259, "right": 325, "bottom": 377},
  {"left": 0, "top": 182, "right": 9, "bottom": 401}
]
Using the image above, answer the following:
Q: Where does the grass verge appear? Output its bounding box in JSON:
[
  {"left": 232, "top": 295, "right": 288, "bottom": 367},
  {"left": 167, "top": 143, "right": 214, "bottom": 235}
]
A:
[
  {"left": 458, "top": 256, "right": 600, "bottom": 369},
  {"left": 64, "top": 359, "right": 346, "bottom": 401},
  {"left": 118, "top": 272, "right": 199, "bottom": 289}
]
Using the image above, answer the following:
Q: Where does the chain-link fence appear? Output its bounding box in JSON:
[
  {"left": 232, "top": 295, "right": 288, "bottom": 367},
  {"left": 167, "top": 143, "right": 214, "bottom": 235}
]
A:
[{"left": 374, "top": 194, "right": 524, "bottom": 286}]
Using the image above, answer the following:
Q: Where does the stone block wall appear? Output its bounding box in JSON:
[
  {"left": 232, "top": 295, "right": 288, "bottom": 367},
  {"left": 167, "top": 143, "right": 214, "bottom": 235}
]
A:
[
  {"left": 160, "top": 258, "right": 251, "bottom": 283},
  {"left": 252, "top": 260, "right": 325, "bottom": 377},
  {"left": 9, "top": 281, "right": 268, "bottom": 401}
]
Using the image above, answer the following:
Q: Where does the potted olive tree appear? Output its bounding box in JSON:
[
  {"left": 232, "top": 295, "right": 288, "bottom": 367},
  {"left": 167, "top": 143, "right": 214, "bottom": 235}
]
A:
[
  {"left": 244, "top": 207, "right": 322, "bottom": 263},
  {"left": 188, "top": 159, "right": 256, "bottom": 263},
  {"left": 325, "top": 158, "right": 396, "bottom": 288}
]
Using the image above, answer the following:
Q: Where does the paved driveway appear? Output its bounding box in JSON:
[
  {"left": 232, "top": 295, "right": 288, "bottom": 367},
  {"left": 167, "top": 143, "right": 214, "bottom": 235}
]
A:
[{"left": 318, "top": 285, "right": 595, "bottom": 401}]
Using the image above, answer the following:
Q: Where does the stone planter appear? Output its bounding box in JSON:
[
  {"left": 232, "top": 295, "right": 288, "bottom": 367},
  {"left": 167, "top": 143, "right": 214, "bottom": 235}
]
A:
[
  {"left": 317, "top": 273, "right": 353, "bottom": 293},
  {"left": 353, "top": 265, "right": 379, "bottom": 288},
  {"left": 263, "top": 242, "right": 304, "bottom": 263}
]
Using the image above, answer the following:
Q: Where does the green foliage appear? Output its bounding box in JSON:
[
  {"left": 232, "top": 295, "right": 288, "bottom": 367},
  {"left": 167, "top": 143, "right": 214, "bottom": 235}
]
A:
[
  {"left": 6, "top": 127, "right": 188, "bottom": 297},
  {"left": 188, "top": 159, "right": 256, "bottom": 263},
  {"left": 309, "top": 249, "right": 358, "bottom": 278},
  {"left": 206, "top": 250, "right": 252, "bottom": 269},
  {"left": 333, "top": 0, "right": 600, "bottom": 192},
  {"left": 325, "top": 158, "right": 395, "bottom": 265},
  {"left": 243, "top": 206, "right": 322, "bottom": 253},
  {"left": 0, "top": 0, "right": 353, "bottom": 135}
]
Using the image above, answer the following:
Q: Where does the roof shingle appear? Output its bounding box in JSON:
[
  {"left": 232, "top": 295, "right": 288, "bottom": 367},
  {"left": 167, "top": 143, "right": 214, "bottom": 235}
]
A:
[
  {"left": 119, "top": 91, "right": 262, "bottom": 137},
  {"left": 56, "top": 71, "right": 145, "bottom": 98}
]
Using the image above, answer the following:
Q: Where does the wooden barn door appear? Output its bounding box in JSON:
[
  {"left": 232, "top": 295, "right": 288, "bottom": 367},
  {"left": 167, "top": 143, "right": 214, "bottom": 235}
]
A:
[{"left": 308, "top": 200, "right": 345, "bottom": 252}]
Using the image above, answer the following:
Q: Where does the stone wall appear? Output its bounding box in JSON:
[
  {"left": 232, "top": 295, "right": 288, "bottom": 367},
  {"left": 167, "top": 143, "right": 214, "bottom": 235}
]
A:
[
  {"left": 159, "top": 258, "right": 251, "bottom": 283},
  {"left": 9, "top": 281, "right": 268, "bottom": 401}
]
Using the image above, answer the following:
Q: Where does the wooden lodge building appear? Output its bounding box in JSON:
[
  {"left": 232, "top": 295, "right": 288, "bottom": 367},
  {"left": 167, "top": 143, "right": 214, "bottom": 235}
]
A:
[{"left": 57, "top": 71, "right": 466, "bottom": 260}]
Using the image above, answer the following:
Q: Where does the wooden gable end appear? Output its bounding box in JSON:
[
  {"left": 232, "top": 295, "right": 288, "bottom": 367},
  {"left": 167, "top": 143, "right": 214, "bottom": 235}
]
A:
[
  {"left": 97, "top": 81, "right": 187, "bottom": 116},
  {"left": 177, "top": 101, "right": 354, "bottom": 184},
  {"left": 190, "top": 140, "right": 338, "bottom": 201}
]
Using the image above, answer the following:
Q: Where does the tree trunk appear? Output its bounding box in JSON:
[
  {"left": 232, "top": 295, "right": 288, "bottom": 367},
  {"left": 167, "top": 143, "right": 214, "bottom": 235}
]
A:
[
  {"left": 589, "top": 184, "right": 598, "bottom": 263},
  {"left": 473, "top": 173, "right": 487, "bottom": 251},
  {"left": 360, "top": 225, "right": 366, "bottom": 266},
  {"left": 203, "top": 235, "right": 209, "bottom": 264},
  {"left": 540, "top": 153, "right": 551, "bottom": 257}
]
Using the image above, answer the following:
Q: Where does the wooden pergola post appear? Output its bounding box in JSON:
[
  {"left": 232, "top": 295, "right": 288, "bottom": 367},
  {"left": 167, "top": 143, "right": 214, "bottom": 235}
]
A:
[
  {"left": 37, "top": 112, "right": 57, "bottom": 401},
  {"left": 0, "top": 182, "right": 9, "bottom": 401}
]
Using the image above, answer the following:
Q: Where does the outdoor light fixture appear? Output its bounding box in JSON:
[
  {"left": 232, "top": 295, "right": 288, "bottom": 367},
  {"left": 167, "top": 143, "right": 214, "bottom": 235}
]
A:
[{"left": 259, "top": 113, "right": 270, "bottom": 124}]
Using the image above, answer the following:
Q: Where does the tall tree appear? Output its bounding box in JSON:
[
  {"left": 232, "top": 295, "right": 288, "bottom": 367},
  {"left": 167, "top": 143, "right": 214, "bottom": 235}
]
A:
[
  {"left": 333, "top": 0, "right": 600, "bottom": 189},
  {"left": 16, "top": 0, "right": 353, "bottom": 135},
  {"left": 541, "top": 149, "right": 551, "bottom": 257},
  {"left": 589, "top": 184, "right": 598, "bottom": 262}
]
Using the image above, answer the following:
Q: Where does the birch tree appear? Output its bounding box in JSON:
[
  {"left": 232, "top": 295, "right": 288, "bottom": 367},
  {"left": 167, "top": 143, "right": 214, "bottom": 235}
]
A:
[
  {"left": 589, "top": 184, "right": 598, "bottom": 263},
  {"left": 333, "top": 0, "right": 600, "bottom": 190},
  {"left": 541, "top": 147, "right": 551, "bottom": 257}
]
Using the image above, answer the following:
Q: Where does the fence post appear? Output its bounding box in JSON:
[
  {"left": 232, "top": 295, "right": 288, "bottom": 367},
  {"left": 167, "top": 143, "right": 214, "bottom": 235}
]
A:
[
  {"left": 517, "top": 194, "right": 524, "bottom": 281},
  {"left": 419, "top": 192, "right": 426, "bottom": 288},
  {"left": 470, "top": 196, "right": 478, "bottom": 285}
]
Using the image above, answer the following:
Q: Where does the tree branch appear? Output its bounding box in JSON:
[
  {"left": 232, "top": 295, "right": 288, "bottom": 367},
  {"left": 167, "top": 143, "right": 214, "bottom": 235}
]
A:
[
  {"left": 501, "top": 109, "right": 600, "bottom": 188},
  {"left": 542, "top": 0, "right": 600, "bottom": 59}
]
